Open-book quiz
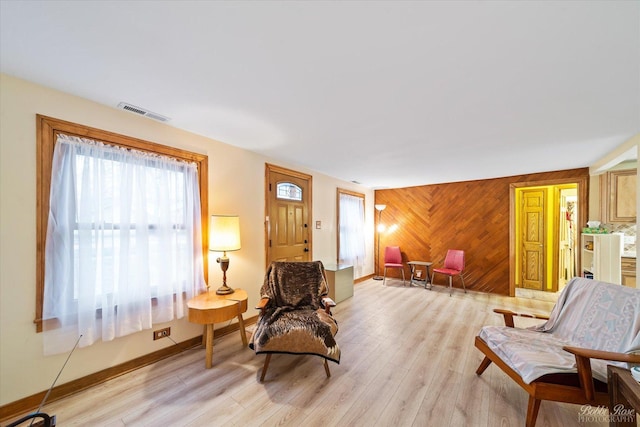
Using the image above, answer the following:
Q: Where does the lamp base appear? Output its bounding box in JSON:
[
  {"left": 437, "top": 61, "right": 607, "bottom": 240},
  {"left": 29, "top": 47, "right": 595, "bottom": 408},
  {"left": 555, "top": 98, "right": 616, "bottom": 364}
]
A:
[
  {"left": 215, "top": 285, "right": 235, "bottom": 295},
  {"left": 372, "top": 276, "right": 383, "bottom": 281}
]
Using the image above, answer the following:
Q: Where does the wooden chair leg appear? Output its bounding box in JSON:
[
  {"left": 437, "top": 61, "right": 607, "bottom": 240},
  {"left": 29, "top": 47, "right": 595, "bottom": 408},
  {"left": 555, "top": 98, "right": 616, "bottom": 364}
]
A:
[
  {"left": 449, "top": 276, "right": 453, "bottom": 296},
  {"left": 475, "top": 356, "right": 493, "bottom": 375},
  {"left": 323, "top": 358, "right": 331, "bottom": 378},
  {"left": 260, "top": 354, "right": 272, "bottom": 382},
  {"left": 526, "top": 395, "right": 541, "bottom": 427}
]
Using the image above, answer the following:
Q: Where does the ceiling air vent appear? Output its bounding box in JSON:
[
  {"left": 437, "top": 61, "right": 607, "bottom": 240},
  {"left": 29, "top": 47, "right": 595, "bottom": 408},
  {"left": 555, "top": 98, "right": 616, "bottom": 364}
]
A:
[{"left": 117, "top": 102, "right": 170, "bottom": 122}]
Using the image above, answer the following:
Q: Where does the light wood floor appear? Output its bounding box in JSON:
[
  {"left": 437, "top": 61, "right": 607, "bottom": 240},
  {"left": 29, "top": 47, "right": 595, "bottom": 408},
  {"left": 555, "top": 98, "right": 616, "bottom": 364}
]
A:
[{"left": 16, "top": 279, "right": 616, "bottom": 426}]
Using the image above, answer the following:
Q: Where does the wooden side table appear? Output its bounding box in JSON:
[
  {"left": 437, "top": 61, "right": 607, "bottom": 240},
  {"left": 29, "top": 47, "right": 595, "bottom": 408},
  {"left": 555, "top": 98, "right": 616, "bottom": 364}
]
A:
[
  {"left": 607, "top": 365, "right": 640, "bottom": 426},
  {"left": 407, "top": 261, "right": 432, "bottom": 289},
  {"left": 187, "top": 289, "right": 248, "bottom": 368}
]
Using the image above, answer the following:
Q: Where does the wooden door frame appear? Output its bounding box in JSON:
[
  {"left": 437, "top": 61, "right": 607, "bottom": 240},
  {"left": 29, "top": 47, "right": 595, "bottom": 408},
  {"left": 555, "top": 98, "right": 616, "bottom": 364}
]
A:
[
  {"left": 265, "top": 163, "right": 313, "bottom": 267},
  {"left": 509, "top": 177, "right": 588, "bottom": 297}
]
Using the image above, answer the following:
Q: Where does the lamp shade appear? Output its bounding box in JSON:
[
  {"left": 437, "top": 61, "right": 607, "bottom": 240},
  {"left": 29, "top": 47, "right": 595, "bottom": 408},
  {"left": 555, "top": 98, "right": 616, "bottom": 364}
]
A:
[
  {"left": 374, "top": 204, "right": 386, "bottom": 211},
  {"left": 209, "top": 215, "right": 241, "bottom": 252}
]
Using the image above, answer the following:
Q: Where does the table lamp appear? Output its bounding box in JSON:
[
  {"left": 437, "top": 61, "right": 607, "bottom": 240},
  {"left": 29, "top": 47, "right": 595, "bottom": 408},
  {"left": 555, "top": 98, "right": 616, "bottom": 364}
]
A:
[{"left": 209, "top": 215, "right": 241, "bottom": 295}]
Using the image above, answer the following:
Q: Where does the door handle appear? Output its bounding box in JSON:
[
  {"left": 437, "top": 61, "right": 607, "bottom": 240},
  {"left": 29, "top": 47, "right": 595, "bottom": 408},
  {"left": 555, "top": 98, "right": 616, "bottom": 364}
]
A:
[{"left": 304, "top": 248, "right": 309, "bottom": 252}]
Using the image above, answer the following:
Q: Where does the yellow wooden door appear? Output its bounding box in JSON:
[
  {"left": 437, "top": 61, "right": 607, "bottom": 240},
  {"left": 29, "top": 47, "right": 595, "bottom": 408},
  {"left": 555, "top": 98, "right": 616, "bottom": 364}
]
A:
[
  {"left": 521, "top": 189, "right": 546, "bottom": 290},
  {"left": 266, "top": 165, "right": 311, "bottom": 263}
]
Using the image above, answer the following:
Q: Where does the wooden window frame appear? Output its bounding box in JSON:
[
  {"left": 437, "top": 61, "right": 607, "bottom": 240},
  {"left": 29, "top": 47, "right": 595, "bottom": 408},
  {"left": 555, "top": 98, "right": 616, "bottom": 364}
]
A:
[{"left": 35, "top": 115, "right": 208, "bottom": 332}]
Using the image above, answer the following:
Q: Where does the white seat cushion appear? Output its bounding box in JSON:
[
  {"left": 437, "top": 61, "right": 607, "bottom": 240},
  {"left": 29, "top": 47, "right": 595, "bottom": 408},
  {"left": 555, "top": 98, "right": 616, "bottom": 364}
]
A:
[{"left": 479, "top": 325, "right": 584, "bottom": 384}]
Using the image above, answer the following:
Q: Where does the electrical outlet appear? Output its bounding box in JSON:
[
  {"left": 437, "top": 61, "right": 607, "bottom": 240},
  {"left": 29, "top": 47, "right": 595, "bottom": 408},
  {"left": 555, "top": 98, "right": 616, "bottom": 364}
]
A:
[{"left": 153, "top": 327, "right": 171, "bottom": 340}]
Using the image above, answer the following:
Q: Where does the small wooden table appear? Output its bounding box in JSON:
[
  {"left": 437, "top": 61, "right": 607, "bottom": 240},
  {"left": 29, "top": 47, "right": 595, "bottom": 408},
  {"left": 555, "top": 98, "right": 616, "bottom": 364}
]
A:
[
  {"left": 608, "top": 365, "right": 640, "bottom": 426},
  {"left": 187, "top": 289, "right": 248, "bottom": 369},
  {"left": 407, "top": 261, "right": 433, "bottom": 289}
]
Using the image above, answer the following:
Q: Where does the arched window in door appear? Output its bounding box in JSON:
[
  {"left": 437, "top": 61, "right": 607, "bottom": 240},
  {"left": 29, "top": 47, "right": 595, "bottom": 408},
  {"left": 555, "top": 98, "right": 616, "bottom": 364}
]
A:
[{"left": 277, "top": 182, "right": 302, "bottom": 201}]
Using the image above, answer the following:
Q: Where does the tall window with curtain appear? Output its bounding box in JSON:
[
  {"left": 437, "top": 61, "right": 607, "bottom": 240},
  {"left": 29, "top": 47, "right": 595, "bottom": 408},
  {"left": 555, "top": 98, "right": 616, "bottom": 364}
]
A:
[
  {"left": 42, "top": 133, "right": 206, "bottom": 355},
  {"left": 338, "top": 189, "right": 366, "bottom": 277}
]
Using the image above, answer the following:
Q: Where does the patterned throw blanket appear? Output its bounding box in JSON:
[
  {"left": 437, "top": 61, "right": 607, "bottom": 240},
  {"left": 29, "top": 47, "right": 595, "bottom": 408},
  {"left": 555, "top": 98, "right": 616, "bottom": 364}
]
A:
[
  {"left": 479, "top": 277, "right": 640, "bottom": 383},
  {"left": 249, "top": 261, "right": 340, "bottom": 363}
]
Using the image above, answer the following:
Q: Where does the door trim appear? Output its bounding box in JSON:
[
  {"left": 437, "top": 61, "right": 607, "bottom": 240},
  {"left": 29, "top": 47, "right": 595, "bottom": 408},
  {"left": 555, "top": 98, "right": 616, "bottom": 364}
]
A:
[
  {"left": 509, "top": 177, "right": 587, "bottom": 297},
  {"left": 265, "top": 163, "right": 313, "bottom": 267}
]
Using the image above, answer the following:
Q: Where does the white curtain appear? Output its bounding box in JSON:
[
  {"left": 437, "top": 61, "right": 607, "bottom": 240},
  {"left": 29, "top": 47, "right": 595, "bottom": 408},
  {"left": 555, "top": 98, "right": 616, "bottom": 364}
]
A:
[
  {"left": 43, "top": 134, "right": 206, "bottom": 355},
  {"left": 339, "top": 193, "right": 366, "bottom": 276}
]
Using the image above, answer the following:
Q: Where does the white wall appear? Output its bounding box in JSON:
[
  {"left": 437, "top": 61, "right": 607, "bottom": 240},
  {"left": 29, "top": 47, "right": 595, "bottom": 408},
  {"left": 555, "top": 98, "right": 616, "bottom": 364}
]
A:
[{"left": 0, "top": 73, "right": 374, "bottom": 405}]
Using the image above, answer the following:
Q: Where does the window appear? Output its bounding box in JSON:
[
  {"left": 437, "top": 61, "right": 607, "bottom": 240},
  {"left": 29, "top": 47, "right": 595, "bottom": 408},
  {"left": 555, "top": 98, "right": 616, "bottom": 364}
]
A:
[
  {"left": 276, "top": 182, "right": 303, "bottom": 201},
  {"left": 337, "top": 189, "right": 366, "bottom": 276},
  {"left": 36, "top": 116, "right": 208, "bottom": 354}
]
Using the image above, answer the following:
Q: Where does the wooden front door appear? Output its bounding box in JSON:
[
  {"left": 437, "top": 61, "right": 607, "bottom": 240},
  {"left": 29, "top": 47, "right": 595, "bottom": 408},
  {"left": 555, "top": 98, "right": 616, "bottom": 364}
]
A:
[
  {"left": 521, "top": 188, "right": 546, "bottom": 290},
  {"left": 266, "top": 164, "right": 312, "bottom": 264}
]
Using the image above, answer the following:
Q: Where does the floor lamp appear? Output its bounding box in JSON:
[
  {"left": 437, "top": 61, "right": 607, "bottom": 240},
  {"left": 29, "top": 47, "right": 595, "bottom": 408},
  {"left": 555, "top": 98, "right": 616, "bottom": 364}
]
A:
[{"left": 373, "top": 204, "right": 386, "bottom": 280}]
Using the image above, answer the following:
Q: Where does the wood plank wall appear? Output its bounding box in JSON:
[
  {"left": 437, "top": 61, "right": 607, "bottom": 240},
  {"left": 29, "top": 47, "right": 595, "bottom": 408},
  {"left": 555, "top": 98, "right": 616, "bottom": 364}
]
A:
[{"left": 375, "top": 168, "right": 589, "bottom": 295}]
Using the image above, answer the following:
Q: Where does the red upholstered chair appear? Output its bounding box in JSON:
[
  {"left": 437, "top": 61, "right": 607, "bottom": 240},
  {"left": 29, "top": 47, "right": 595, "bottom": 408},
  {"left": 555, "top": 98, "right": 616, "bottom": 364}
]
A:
[
  {"left": 431, "top": 249, "right": 466, "bottom": 296},
  {"left": 383, "top": 246, "right": 405, "bottom": 286}
]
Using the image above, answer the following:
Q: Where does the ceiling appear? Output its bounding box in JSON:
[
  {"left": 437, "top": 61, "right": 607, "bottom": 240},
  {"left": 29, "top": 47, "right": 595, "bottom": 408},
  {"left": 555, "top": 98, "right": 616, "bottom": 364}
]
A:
[{"left": 1, "top": 1, "right": 638, "bottom": 189}]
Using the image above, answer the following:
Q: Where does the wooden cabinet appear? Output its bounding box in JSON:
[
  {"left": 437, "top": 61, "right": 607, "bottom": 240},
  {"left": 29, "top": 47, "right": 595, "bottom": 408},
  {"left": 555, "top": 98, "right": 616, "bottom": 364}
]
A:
[
  {"left": 607, "top": 365, "right": 640, "bottom": 427},
  {"left": 600, "top": 170, "right": 637, "bottom": 223},
  {"left": 621, "top": 256, "right": 636, "bottom": 288},
  {"left": 581, "top": 233, "right": 622, "bottom": 284}
]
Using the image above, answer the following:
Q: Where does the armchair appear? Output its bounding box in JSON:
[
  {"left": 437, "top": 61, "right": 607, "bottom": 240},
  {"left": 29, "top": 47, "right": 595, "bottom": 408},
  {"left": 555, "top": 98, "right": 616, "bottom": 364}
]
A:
[
  {"left": 475, "top": 277, "right": 640, "bottom": 427},
  {"left": 249, "top": 261, "right": 340, "bottom": 382}
]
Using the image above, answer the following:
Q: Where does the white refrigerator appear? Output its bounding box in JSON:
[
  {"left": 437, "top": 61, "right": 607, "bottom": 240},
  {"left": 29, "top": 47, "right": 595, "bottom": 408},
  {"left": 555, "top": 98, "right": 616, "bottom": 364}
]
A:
[{"left": 581, "top": 233, "right": 623, "bottom": 285}]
